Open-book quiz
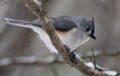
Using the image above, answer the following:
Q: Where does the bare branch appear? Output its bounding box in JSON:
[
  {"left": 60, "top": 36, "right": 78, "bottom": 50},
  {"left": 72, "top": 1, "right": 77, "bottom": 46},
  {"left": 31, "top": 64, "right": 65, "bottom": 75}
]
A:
[
  {"left": 0, "top": 56, "right": 63, "bottom": 67},
  {"left": 24, "top": 0, "right": 116, "bottom": 76},
  {"left": 82, "top": 51, "right": 120, "bottom": 59},
  {"left": 0, "top": 51, "right": 120, "bottom": 67}
]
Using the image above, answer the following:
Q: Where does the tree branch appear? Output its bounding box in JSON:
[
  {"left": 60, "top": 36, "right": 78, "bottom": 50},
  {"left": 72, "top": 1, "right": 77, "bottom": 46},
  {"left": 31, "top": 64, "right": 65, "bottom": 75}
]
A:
[
  {"left": 0, "top": 51, "right": 120, "bottom": 67},
  {"left": 82, "top": 51, "right": 120, "bottom": 59},
  {"left": 24, "top": 0, "right": 116, "bottom": 76},
  {"left": 0, "top": 56, "right": 64, "bottom": 67}
]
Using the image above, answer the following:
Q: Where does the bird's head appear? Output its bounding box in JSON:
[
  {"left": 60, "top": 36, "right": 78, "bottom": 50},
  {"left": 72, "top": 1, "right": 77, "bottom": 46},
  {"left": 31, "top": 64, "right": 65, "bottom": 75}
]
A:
[{"left": 76, "top": 17, "right": 96, "bottom": 40}]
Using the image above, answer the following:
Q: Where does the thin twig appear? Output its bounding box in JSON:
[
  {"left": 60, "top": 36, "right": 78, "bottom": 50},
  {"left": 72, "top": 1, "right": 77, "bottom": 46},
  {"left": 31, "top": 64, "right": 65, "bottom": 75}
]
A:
[
  {"left": 91, "top": 48, "right": 97, "bottom": 69},
  {"left": 82, "top": 51, "right": 120, "bottom": 59}
]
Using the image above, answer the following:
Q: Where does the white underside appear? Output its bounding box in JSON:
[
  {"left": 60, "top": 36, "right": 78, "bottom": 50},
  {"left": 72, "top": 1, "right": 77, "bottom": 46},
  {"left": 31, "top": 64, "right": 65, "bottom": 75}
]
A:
[{"left": 34, "top": 28, "right": 90, "bottom": 54}]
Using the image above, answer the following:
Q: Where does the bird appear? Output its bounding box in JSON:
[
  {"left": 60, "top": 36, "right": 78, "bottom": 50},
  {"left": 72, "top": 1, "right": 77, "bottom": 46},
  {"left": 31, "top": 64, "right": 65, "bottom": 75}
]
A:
[{"left": 4, "top": 16, "right": 96, "bottom": 54}]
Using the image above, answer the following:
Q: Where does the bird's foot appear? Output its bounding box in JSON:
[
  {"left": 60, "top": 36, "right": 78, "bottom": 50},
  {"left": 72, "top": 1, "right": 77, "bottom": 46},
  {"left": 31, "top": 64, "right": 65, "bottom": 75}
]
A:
[{"left": 68, "top": 49, "right": 77, "bottom": 64}]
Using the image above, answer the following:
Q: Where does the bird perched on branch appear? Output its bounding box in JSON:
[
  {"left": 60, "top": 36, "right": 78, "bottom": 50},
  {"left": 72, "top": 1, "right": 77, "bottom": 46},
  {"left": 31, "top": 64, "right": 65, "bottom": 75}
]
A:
[{"left": 5, "top": 16, "right": 96, "bottom": 54}]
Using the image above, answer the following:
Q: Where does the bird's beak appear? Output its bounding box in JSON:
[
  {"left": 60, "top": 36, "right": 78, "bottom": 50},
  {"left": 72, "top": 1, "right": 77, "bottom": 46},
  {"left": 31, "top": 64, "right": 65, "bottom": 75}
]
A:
[{"left": 89, "top": 34, "right": 96, "bottom": 40}]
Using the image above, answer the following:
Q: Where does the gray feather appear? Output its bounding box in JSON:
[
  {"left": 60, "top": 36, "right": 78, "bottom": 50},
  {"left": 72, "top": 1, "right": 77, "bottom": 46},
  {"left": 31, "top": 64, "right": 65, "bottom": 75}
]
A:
[
  {"left": 5, "top": 17, "right": 77, "bottom": 31},
  {"left": 5, "top": 18, "right": 41, "bottom": 28}
]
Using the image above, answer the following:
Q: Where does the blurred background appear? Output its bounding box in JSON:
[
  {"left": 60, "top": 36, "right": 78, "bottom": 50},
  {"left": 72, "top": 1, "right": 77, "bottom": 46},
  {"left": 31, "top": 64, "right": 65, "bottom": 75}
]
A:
[{"left": 0, "top": 0, "right": 120, "bottom": 76}]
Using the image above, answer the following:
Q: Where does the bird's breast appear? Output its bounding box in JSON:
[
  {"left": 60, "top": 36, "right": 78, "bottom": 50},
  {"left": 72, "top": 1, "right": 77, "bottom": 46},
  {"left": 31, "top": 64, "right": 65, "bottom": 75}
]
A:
[{"left": 37, "top": 28, "right": 89, "bottom": 54}]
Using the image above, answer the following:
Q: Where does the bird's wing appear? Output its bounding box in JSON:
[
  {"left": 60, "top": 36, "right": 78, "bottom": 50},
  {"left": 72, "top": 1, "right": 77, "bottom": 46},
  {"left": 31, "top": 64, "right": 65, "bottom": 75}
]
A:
[
  {"left": 50, "top": 16, "right": 77, "bottom": 31},
  {"left": 31, "top": 17, "right": 77, "bottom": 31}
]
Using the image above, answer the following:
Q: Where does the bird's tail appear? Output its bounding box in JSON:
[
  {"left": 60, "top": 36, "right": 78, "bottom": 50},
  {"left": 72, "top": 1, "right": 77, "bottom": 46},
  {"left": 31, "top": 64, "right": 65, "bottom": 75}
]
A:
[
  {"left": 5, "top": 18, "right": 36, "bottom": 28},
  {"left": 4, "top": 18, "right": 44, "bottom": 34},
  {"left": 5, "top": 18, "right": 43, "bottom": 30}
]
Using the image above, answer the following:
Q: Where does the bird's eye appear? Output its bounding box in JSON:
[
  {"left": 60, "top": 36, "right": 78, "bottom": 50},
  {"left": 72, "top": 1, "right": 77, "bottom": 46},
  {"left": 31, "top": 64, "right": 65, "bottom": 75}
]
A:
[{"left": 85, "top": 26, "right": 90, "bottom": 32}]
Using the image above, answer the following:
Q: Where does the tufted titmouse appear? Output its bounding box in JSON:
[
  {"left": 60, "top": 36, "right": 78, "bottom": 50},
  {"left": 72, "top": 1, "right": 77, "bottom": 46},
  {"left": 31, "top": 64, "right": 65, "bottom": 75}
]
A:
[{"left": 5, "top": 16, "right": 96, "bottom": 54}]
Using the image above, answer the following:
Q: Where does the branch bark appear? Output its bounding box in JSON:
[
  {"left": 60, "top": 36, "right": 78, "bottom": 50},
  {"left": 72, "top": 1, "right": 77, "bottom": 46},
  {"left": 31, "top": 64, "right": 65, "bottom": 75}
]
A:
[
  {"left": 0, "top": 52, "right": 119, "bottom": 67},
  {"left": 24, "top": 0, "right": 110, "bottom": 76}
]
